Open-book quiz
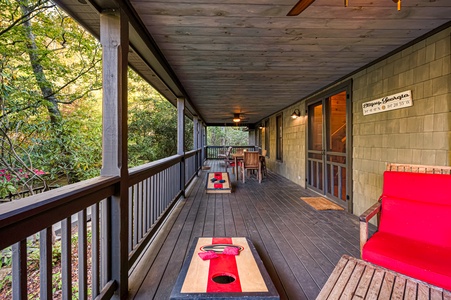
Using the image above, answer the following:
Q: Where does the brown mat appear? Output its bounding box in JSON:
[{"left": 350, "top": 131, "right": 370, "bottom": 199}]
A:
[{"left": 300, "top": 197, "right": 344, "bottom": 211}]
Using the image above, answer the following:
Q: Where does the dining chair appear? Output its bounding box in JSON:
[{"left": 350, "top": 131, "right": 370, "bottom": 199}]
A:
[
  {"left": 239, "top": 151, "right": 261, "bottom": 183},
  {"left": 218, "top": 146, "right": 232, "bottom": 159},
  {"left": 260, "top": 149, "right": 267, "bottom": 177}
]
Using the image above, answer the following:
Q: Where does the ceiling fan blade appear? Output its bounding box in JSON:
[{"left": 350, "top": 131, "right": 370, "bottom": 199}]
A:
[{"left": 287, "top": 0, "right": 316, "bottom": 16}]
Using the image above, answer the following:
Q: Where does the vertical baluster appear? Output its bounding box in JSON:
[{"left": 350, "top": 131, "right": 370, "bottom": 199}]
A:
[
  {"left": 61, "top": 217, "right": 72, "bottom": 300},
  {"left": 151, "top": 175, "right": 156, "bottom": 226},
  {"left": 138, "top": 181, "right": 143, "bottom": 240},
  {"left": 142, "top": 179, "right": 147, "bottom": 237},
  {"left": 91, "top": 203, "right": 100, "bottom": 299},
  {"left": 101, "top": 197, "right": 110, "bottom": 287},
  {"left": 165, "top": 168, "right": 169, "bottom": 207},
  {"left": 316, "top": 162, "right": 320, "bottom": 189},
  {"left": 128, "top": 187, "right": 133, "bottom": 253},
  {"left": 133, "top": 184, "right": 138, "bottom": 248},
  {"left": 330, "top": 164, "right": 334, "bottom": 196},
  {"left": 12, "top": 240, "right": 27, "bottom": 300},
  {"left": 146, "top": 178, "right": 152, "bottom": 230},
  {"left": 78, "top": 210, "right": 87, "bottom": 300},
  {"left": 40, "top": 228, "right": 52, "bottom": 299},
  {"left": 172, "top": 165, "right": 176, "bottom": 199},
  {"left": 338, "top": 165, "right": 343, "bottom": 200},
  {"left": 157, "top": 172, "right": 161, "bottom": 219},
  {"left": 161, "top": 171, "right": 164, "bottom": 215}
]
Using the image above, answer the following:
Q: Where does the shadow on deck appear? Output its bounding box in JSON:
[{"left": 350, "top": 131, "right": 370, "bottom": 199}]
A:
[{"left": 128, "top": 160, "right": 363, "bottom": 300}]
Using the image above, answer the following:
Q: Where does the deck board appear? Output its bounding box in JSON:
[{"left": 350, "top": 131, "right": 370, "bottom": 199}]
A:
[{"left": 130, "top": 160, "right": 368, "bottom": 300}]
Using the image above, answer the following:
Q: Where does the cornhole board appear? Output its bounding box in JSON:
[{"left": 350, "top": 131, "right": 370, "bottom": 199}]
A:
[
  {"left": 170, "top": 237, "right": 279, "bottom": 299},
  {"left": 206, "top": 172, "right": 232, "bottom": 194}
]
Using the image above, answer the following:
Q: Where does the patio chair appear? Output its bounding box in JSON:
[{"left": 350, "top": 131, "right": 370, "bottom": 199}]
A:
[
  {"left": 239, "top": 151, "right": 261, "bottom": 183},
  {"left": 218, "top": 146, "right": 232, "bottom": 160},
  {"left": 260, "top": 149, "right": 267, "bottom": 177}
]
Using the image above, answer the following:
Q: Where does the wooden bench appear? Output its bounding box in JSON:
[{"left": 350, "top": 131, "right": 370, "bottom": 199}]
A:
[
  {"left": 317, "top": 255, "right": 451, "bottom": 299},
  {"left": 359, "top": 163, "right": 451, "bottom": 291}
]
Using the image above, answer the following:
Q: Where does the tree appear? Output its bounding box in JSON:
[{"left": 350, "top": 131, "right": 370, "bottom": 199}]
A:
[
  {"left": 1, "top": 0, "right": 102, "bottom": 194},
  {"left": 128, "top": 70, "right": 194, "bottom": 166},
  {"left": 207, "top": 126, "right": 249, "bottom": 146}
]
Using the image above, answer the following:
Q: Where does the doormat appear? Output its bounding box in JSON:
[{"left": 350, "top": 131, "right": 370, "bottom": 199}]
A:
[{"left": 300, "top": 197, "right": 344, "bottom": 211}]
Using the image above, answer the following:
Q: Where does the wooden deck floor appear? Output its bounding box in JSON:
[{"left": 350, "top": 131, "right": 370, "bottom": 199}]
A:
[{"left": 128, "top": 160, "right": 366, "bottom": 300}]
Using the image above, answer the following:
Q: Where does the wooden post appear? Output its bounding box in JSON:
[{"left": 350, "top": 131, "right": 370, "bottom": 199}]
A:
[
  {"left": 203, "top": 125, "right": 207, "bottom": 160},
  {"left": 177, "top": 97, "right": 185, "bottom": 195},
  {"left": 193, "top": 116, "right": 199, "bottom": 173},
  {"left": 100, "top": 9, "right": 129, "bottom": 299}
]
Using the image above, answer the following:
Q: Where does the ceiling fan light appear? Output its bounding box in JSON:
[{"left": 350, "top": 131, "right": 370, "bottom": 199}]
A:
[{"left": 233, "top": 113, "right": 241, "bottom": 123}]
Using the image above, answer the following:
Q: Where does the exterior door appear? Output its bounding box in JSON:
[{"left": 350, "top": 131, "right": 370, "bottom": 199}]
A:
[{"left": 307, "top": 90, "right": 350, "bottom": 209}]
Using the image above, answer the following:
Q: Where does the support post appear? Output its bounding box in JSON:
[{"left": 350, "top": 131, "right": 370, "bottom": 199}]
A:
[
  {"left": 203, "top": 125, "right": 207, "bottom": 161},
  {"left": 193, "top": 116, "right": 199, "bottom": 173},
  {"left": 100, "top": 9, "right": 129, "bottom": 299},
  {"left": 177, "top": 97, "right": 185, "bottom": 195}
]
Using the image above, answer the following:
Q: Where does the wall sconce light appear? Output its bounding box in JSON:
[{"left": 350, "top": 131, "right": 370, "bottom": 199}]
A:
[
  {"left": 233, "top": 113, "right": 241, "bottom": 123},
  {"left": 259, "top": 124, "right": 264, "bottom": 129},
  {"left": 291, "top": 109, "right": 301, "bottom": 119}
]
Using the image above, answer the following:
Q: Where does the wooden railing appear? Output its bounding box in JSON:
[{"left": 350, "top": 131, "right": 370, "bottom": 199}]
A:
[
  {"left": 0, "top": 149, "right": 202, "bottom": 300},
  {"left": 205, "top": 145, "right": 258, "bottom": 159}
]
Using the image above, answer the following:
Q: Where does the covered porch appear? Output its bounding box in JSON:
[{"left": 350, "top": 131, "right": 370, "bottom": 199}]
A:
[
  {"left": 0, "top": 0, "right": 449, "bottom": 299},
  {"left": 128, "top": 160, "right": 362, "bottom": 300}
]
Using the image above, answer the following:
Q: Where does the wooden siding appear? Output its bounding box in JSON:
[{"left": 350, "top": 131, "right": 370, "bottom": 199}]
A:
[{"left": 129, "top": 160, "right": 369, "bottom": 300}]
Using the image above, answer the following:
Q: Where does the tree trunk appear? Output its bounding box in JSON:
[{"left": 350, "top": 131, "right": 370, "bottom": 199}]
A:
[{"left": 20, "top": 2, "right": 61, "bottom": 125}]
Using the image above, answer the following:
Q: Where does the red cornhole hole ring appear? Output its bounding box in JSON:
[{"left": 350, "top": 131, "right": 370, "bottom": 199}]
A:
[{"left": 214, "top": 173, "right": 223, "bottom": 180}]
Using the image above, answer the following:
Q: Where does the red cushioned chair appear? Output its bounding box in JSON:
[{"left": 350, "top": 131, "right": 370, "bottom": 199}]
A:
[{"left": 360, "top": 164, "right": 451, "bottom": 291}]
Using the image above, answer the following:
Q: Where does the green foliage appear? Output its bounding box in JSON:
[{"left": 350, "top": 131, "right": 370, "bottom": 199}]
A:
[
  {"left": 128, "top": 83, "right": 178, "bottom": 166},
  {"left": 128, "top": 70, "right": 195, "bottom": 167},
  {"left": 207, "top": 126, "right": 249, "bottom": 146},
  {"left": 0, "top": 178, "right": 17, "bottom": 198},
  {"left": 0, "top": 0, "right": 197, "bottom": 194},
  {"left": 1, "top": 0, "right": 102, "bottom": 190}
]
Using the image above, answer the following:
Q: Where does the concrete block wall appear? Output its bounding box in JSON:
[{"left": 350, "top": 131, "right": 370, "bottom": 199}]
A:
[{"left": 352, "top": 27, "right": 450, "bottom": 216}]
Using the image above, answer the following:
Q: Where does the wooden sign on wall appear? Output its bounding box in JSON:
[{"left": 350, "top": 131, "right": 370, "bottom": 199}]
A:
[{"left": 362, "top": 90, "right": 412, "bottom": 115}]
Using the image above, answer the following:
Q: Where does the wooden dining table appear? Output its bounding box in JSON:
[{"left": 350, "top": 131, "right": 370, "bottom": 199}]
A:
[{"left": 232, "top": 152, "right": 265, "bottom": 182}]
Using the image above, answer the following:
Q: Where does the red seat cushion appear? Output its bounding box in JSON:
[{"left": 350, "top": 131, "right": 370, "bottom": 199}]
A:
[
  {"left": 379, "top": 196, "right": 451, "bottom": 248},
  {"left": 363, "top": 232, "right": 451, "bottom": 291}
]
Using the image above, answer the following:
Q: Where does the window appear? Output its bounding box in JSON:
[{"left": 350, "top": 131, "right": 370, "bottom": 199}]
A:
[
  {"left": 264, "top": 119, "right": 270, "bottom": 157},
  {"left": 276, "top": 114, "right": 283, "bottom": 161}
]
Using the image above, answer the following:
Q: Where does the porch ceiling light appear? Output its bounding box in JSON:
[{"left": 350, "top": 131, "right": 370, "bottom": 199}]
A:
[
  {"left": 291, "top": 109, "right": 301, "bottom": 119},
  {"left": 233, "top": 113, "right": 241, "bottom": 123}
]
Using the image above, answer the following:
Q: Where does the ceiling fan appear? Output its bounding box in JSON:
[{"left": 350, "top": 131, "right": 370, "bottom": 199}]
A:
[
  {"left": 287, "top": 0, "right": 401, "bottom": 16},
  {"left": 286, "top": 0, "right": 315, "bottom": 16}
]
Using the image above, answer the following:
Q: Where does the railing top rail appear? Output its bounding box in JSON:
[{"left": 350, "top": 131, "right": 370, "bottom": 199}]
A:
[
  {"left": 128, "top": 154, "right": 182, "bottom": 185},
  {"left": 206, "top": 145, "right": 253, "bottom": 148},
  {"left": 185, "top": 148, "right": 201, "bottom": 158},
  {"left": 0, "top": 175, "right": 119, "bottom": 250}
]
